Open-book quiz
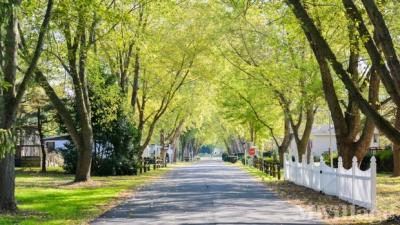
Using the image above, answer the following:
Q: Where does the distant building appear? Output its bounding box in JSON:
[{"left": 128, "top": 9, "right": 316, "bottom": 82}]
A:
[
  {"left": 15, "top": 128, "right": 64, "bottom": 167},
  {"left": 142, "top": 144, "right": 175, "bottom": 163},
  {"left": 42, "top": 137, "right": 177, "bottom": 162},
  {"left": 290, "top": 125, "right": 380, "bottom": 156},
  {"left": 43, "top": 135, "right": 70, "bottom": 151}
]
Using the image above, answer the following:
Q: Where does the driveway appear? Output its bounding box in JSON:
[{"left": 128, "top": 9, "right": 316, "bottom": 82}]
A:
[{"left": 92, "top": 159, "right": 325, "bottom": 225}]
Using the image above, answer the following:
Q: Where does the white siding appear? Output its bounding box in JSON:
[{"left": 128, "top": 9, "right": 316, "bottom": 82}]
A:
[{"left": 289, "top": 127, "right": 380, "bottom": 157}]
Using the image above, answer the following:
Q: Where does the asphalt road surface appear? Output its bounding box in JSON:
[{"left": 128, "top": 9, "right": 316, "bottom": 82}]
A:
[{"left": 92, "top": 159, "right": 325, "bottom": 225}]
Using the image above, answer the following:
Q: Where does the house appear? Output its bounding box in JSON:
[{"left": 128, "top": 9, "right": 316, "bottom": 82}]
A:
[
  {"left": 43, "top": 135, "right": 70, "bottom": 151},
  {"left": 289, "top": 125, "right": 380, "bottom": 157},
  {"left": 15, "top": 128, "right": 64, "bottom": 167},
  {"left": 142, "top": 144, "right": 175, "bottom": 163},
  {"left": 43, "top": 136, "right": 177, "bottom": 162}
]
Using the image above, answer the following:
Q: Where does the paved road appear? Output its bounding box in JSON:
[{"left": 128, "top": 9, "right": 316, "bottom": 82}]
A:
[{"left": 92, "top": 160, "right": 324, "bottom": 225}]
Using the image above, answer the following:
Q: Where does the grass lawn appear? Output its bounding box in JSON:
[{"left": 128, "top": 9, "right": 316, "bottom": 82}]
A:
[
  {"left": 0, "top": 164, "right": 182, "bottom": 225},
  {"left": 235, "top": 163, "right": 400, "bottom": 225}
]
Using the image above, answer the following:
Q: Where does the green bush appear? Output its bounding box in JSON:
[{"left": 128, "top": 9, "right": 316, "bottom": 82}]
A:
[
  {"left": 360, "top": 152, "right": 373, "bottom": 171},
  {"left": 322, "top": 151, "right": 339, "bottom": 167},
  {"left": 59, "top": 142, "right": 77, "bottom": 174},
  {"left": 262, "top": 151, "right": 273, "bottom": 158},
  {"left": 354, "top": 150, "right": 393, "bottom": 172},
  {"left": 57, "top": 69, "right": 141, "bottom": 176},
  {"left": 237, "top": 153, "right": 244, "bottom": 160},
  {"left": 319, "top": 150, "right": 394, "bottom": 173},
  {"left": 69, "top": 110, "right": 139, "bottom": 176},
  {"left": 375, "top": 150, "right": 393, "bottom": 172},
  {"left": 222, "top": 153, "right": 237, "bottom": 163},
  {"left": 263, "top": 157, "right": 276, "bottom": 163},
  {"left": 222, "top": 152, "right": 229, "bottom": 162},
  {"left": 242, "top": 156, "right": 259, "bottom": 165},
  {"left": 229, "top": 156, "right": 237, "bottom": 163}
]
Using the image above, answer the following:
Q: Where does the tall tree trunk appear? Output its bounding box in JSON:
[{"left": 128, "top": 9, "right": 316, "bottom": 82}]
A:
[
  {"left": 249, "top": 121, "right": 255, "bottom": 143},
  {"left": 0, "top": 4, "right": 18, "bottom": 211},
  {"left": 393, "top": 109, "right": 400, "bottom": 177},
  {"left": 0, "top": 130, "right": 16, "bottom": 211},
  {"left": 356, "top": 0, "right": 400, "bottom": 176},
  {"left": 160, "top": 130, "right": 167, "bottom": 166},
  {"left": 0, "top": 154, "right": 16, "bottom": 212},
  {"left": 75, "top": 139, "right": 92, "bottom": 181},
  {"left": 278, "top": 115, "right": 292, "bottom": 166},
  {"left": 173, "top": 142, "right": 178, "bottom": 163},
  {"left": 73, "top": 95, "right": 93, "bottom": 181},
  {"left": 360, "top": 0, "right": 400, "bottom": 85},
  {"left": 290, "top": 106, "right": 315, "bottom": 161},
  {"left": 302, "top": 17, "right": 350, "bottom": 166},
  {"left": 131, "top": 52, "right": 140, "bottom": 111},
  {"left": 0, "top": 0, "right": 52, "bottom": 211},
  {"left": 287, "top": 0, "right": 380, "bottom": 168},
  {"left": 131, "top": 5, "right": 145, "bottom": 112},
  {"left": 36, "top": 70, "right": 93, "bottom": 181},
  {"left": 37, "top": 108, "right": 47, "bottom": 173},
  {"left": 337, "top": 140, "right": 354, "bottom": 168},
  {"left": 166, "top": 119, "right": 184, "bottom": 163},
  {"left": 224, "top": 139, "right": 232, "bottom": 155},
  {"left": 287, "top": 0, "right": 400, "bottom": 145}
]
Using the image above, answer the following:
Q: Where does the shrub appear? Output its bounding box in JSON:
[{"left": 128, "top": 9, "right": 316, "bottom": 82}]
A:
[
  {"left": 263, "top": 151, "right": 273, "bottom": 158},
  {"left": 319, "top": 150, "right": 394, "bottom": 173},
  {"left": 61, "top": 131, "right": 139, "bottom": 176},
  {"left": 229, "top": 156, "right": 237, "bottom": 163},
  {"left": 59, "top": 142, "right": 77, "bottom": 174},
  {"left": 222, "top": 152, "right": 229, "bottom": 162},
  {"left": 322, "top": 151, "right": 339, "bottom": 167},
  {"left": 375, "top": 150, "right": 393, "bottom": 172},
  {"left": 353, "top": 150, "right": 393, "bottom": 172},
  {"left": 241, "top": 156, "right": 258, "bottom": 165},
  {"left": 57, "top": 68, "right": 142, "bottom": 176},
  {"left": 237, "top": 153, "right": 244, "bottom": 160},
  {"left": 360, "top": 152, "right": 373, "bottom": 171}
]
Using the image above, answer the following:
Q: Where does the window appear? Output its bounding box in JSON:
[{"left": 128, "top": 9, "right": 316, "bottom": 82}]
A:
[
  {"left": 46, "top": 141, "right": 55, "bottom": 152},
  {"left": 373, "top": 134, "right": 378, "bottom": 143}
]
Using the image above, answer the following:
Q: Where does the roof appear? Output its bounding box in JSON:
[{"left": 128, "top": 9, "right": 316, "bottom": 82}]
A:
[
  {"left": 310, "top": 125, "right": 334, "bottom": 135},
  {"left": 43, "top": 134, "right": 70, "bottom": 141},
  {"left": 311, "top": 125, "right": 379, "bottom": 136}
]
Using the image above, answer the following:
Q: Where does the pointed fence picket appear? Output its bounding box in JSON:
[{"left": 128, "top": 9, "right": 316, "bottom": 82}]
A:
[{"left": 284, "top": 153, "right": 376, "bottom": 210}]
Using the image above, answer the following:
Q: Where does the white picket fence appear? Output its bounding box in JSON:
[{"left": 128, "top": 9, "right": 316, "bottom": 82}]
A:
[{"left": 284, "top": 153, "right": 376, "bottom": 210}]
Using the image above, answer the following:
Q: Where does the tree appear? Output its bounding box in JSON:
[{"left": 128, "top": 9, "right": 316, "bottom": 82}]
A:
[
  {"left": 159, "top": 115, "right": 186, "bottom": 164},
  {"left": 217, "top": 4, "right": 322, "bottom": 162},
  {"left": 17, "top": 87, "right": 56, "bottom": 173},
  {"left": 237, "top": 90, "right": 292, "bottom": 166},
  {"left": 130, "top": 0, "right": 220, "bottom": 157},
  {"left": 285, "top": 0, "right": 399, "bottom": 171},
  {"left": 36, "top": 0, "right": 123, "bottom": 181},
  {"left": 0, "top": 0, "right": 53, "bottom": 211}
]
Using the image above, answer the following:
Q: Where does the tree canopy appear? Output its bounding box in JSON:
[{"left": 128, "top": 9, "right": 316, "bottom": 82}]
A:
[{"left": 1, "top": 0, "right": 400, "bottom": 212}]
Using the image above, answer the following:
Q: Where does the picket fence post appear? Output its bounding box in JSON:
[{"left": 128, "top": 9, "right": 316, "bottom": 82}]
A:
[
  {"left": 289, "top": 153, "right": 293, "bottom": 181},
  {"left": 351, "top": 156, "right": 357, "bottom": 205},
  {"left": 302, "top": 154, "right": 306, "bottom": 186},
  {"left": 283, "top": 153, "right": 286, "bottom": 180},
  {"left": 310, "top": 156, "right": 314, "bottom": 189},
  {"left": 337, "top": 157, "right": 343, "bottom": 198},
  {"left": 283, "top": 152, "right": 377, "bottom": 210},
  {"left": 370, "top": 156, "right": 377, "bottom": 211},
  {"left": 289, "top": 153, "right": 292, "bottom": 182},
  {"left": 319, "top": 156, "right": 324, "bottom": 192}
]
